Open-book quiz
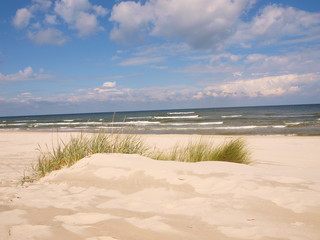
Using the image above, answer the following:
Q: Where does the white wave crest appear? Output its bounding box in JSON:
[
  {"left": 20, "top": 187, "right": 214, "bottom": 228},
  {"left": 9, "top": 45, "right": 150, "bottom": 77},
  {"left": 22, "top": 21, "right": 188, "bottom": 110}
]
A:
[
  {"left": 127, "top": 116, "right": 152, "bottom": 120},
  {"left": 216, "top": 126, "right": 268, "bottom": 130},
  {"left": 168, "top": 112, "right": 195, "bottom": 115},
  {"left": 285, "top": 122, "right": 303, "bottom": 125},
  {"left": 165, "top": 122, "right": 223, "bottom": 126},
  {"left": 111, "top": 121, "right": 161, "bottom": 126},
  {"left": 221, "top": 115, "right": 242, "bottom": 118},
  {"left": 153, "top": 115, "right": 200, "bottom": 119}
]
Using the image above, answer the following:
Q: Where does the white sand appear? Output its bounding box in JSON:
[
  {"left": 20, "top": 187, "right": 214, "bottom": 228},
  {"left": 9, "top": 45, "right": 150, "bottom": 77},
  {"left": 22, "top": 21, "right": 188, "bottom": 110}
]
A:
[{"left": 0, "top": 131, "right": 320, "bottom": 239}]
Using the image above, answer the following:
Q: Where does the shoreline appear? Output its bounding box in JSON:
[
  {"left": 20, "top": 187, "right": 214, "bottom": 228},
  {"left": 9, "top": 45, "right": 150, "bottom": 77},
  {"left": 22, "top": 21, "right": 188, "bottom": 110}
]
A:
[{"left": 1, "top": 131, "right": 320, "bottom": 239}]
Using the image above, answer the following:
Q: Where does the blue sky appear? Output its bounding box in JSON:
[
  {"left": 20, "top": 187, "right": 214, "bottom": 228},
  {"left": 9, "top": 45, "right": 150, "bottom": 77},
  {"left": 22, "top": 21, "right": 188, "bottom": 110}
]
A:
[{"left": 0, "top": 0, "right": 319, "bottom": 116}]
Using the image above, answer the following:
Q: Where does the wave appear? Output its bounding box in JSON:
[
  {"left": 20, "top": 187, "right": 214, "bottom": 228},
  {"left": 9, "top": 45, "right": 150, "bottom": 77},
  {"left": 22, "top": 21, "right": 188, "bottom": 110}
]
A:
[
  {"left": 96, "top": 126, "right": 123, "bottom": 129},
  {"left": 73, "top": 126, "right": 91, "bottom": 129},
  {"left": 15, "top": 120, "right": 37, "bottom": 123},
  {"left": 199, "top": 121, "right": 223, "bottom": 125},
  {"left": 0, "top": 123, "right": 28, "bottom": 126},
  {"left": 1, "top": 121, "right": 163, "bottom": 128},
  {"left": 32, "top": 122, "right": 104, "bottom": 126},
  {"left": 264, "top": 114, "right": 316, "bottom": 118},
  {"left": 151, "top": 127, "right": 213, "bottom": 131},
  {"left": 111, "top": 121, "right": 161, "bottom": 126},
  {"left": 127, "top": 116, "right": 152, "bottom": 120},
  {"left": 167, "top": 112, "right": 195, "bottom": 115},
  {"left": 213, "top": 125, "right": 286, "bottom": 130},
  {"left": 34, "top": 121, "right": 158, "bottom": 126},
  {"left": 215, "top": 125, "right": 267, "bottom": 130},
  {"left": 153, "top": 115, "right": 200, "bottom": 119},
  {"left": 165, "top": 122, "right": 223, "bottom": 126},
  {"left": 221, "top": 115, "right": 242, "bottom": 118},
  {"left": 272, "top": 125, "right": 286, "bottom": 128},
  {"left": 285, "top": 122, "right": 303, "bottom": 125},
  {"left": 129, "top": 124, "right": 284, "bottom": 131}
]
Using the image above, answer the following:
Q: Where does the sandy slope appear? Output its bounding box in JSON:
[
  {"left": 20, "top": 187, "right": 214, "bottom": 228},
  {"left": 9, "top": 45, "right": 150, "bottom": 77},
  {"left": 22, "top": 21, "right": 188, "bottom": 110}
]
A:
[{"left": 0, "top": 132, "right": 319, "bottom": 239}]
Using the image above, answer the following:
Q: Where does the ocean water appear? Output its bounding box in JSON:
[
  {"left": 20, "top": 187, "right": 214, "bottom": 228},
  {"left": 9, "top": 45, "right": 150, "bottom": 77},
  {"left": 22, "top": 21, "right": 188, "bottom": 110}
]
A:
[{"left": 0, "top": 104, "right": 319, "bottom": 135}]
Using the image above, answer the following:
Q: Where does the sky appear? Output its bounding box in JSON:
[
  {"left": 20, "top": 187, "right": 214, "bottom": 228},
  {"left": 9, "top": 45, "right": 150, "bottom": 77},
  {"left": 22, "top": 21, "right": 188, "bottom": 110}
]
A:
[{"left": 0, "top": 0, "right": 320, "bottom": 116}]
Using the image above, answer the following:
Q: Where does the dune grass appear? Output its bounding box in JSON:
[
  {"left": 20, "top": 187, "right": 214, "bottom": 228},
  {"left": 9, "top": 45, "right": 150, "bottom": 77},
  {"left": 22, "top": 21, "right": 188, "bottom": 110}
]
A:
[
  {"left": 28, "top": 133, "right": 250, "bottom": 181},
  {"left": 33, "top": 133, "right": 148, "bottom": 179},
  {"left": 149, "top": 138, "right": 250, "bottom": 164}
]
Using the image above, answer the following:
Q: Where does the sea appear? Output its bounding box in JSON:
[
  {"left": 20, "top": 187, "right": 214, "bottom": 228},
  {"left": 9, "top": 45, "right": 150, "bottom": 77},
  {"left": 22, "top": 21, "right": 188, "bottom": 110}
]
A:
[{"left": 0, "top": 104, "right": 320, "bottom": 135}]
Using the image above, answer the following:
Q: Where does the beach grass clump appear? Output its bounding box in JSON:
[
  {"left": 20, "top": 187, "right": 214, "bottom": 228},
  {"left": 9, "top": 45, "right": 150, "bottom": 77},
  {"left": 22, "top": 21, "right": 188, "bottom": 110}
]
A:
[
  {"left": 33, "top": 133, "right": 148, "bottom": 179},
  {"left": 111, "top": 134, "right": 147, "bottom": 154},
  {"left": 150, "top": 138, "right": 250, "bottom": 164},
  {"left": 212, "top": 138, "right": 250, "bottom": 164},
  {"left": 36, "top": 135, "right": 89, "bottom": 177},
  {"left": 29, "top": 133, "right": 250, "bottom": 181}
]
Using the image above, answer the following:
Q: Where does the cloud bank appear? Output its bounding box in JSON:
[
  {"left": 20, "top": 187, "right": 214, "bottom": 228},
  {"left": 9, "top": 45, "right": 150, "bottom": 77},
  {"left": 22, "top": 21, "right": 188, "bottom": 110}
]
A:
[
  {"left": 109, "top": 0, "right": 320, "bottom": 50},
  {"left": 193, "top": 73, "right": 319, "bottom": 99}
]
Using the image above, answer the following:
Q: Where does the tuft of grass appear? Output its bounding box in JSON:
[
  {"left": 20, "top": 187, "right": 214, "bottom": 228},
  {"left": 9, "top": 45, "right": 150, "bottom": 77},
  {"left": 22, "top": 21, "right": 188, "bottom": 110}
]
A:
[
  {"left": 212, "top": 138, "right": 250, "bottom": 164},
  {"left": 32, "top": 133, "right": 148, "bottom": 179},
  {"left": 26, "top": 134, "right": 250, "bottom": 182},
  {"left": 111, "top": 134, "right": 147, "bottom": 154},
  {"left": 149, "top": 138, "right": 250, "bottom": 164},
  {"left": 35, "top": 134, "right": 89, "bottom": 178}
]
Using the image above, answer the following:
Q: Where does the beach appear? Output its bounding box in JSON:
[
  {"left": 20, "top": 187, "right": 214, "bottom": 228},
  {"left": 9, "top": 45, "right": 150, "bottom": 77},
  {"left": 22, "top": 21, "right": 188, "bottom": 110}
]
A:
[{"left": 0, "top": 131, "right": 320, "bottom": 239}]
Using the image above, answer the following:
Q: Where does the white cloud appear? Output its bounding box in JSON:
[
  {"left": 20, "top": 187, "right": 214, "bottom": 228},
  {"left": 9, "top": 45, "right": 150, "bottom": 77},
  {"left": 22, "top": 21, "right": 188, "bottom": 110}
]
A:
[
  {"left": 13, "top": 8, "right": 32, "bottom": 28},
  {"left": 28, "top": 28, "right": 69, "bottom": 45},
  {"left": 13, "top": 0, "right": 108, "bottom": 45},
  {"left": 133, "top": 43, "right": 191, "bottom": 57},
  {"left": 70, "top": 83, "right": 195, "bottom": 104},
  {"left": 45, "top": 14, "right": 58, "bottom": 24},
  {"left": 54, "top": 0, "right": 91, "bottom": 22},
  {"left": 0, "top": 67, "right": 51, "bottom": 83},
  {"left": 233, "top": 5, "right": 320, "bottom": 46},
  {"left": 20, "top": 92, "right": 32, "bottom": 97},
  {"left": 109, "top": 1, "right": 154, "bottom": 44},
  {"left": 99, "top": 73, "right": 142, "bottom": 81},
  {"left": 195, "top": 73, "right": 319, "bottom": 98},
  {"left": 119, "top": 57, "right": 165, "bottom": 66},
  {"left": 74, "top": 12, "right": 102, "bottom": 36},
  {"left": 151, "top": 65, "right": 168, "bottom": 70},
  {"left": 93, "top": 88, "right": 122, "bottom": 94},
  {"left": 103, "top": 81, "right": 116, "bottom": 88},
  {"left": 110, "top": 1, "right": 320, "bottom": 50},
  {"left": 110, "top": 0, "right": 255, "bottom": 49},
  {"left": 30, "top": 0, "right": 52, "bottom": 12},
  {"left": 13, "top": 1, "right": 53, "bottom": 29},
  {"left": 243, "top": 47, "right": 320, "bottom": 74},
  {"left": 86, "top": 81, "right": 118, "bottom": 95},
  {"left": 180, "top": 45, "right": 320, "bottom": 78},
  {"left": 54, "top": 0, "right": 108, "bottom": 37},
  {"left": 93, "top": 5, "right": 109, "bottom": 16}
]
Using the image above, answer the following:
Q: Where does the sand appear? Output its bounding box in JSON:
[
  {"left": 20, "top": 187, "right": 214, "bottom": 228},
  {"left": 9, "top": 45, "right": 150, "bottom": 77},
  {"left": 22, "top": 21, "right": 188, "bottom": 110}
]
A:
[{"left": 0, "top": 131, "right": 320, "bottom": 240}]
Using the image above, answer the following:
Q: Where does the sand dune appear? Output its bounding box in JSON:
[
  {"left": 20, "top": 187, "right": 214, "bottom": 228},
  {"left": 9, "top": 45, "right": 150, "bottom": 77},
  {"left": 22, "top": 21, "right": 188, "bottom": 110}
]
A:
[{"left": 0, "top": 132, "right": 320, "bottom": 239}]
